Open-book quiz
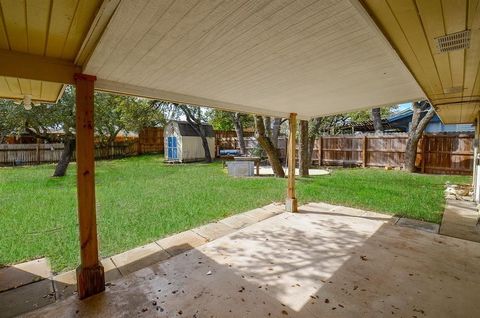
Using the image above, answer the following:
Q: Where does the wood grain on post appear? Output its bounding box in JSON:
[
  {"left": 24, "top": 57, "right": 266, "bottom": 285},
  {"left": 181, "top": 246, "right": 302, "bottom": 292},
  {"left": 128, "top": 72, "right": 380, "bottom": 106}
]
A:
[
  {"left": 74, "top": 73, "right": 105, "bottom": 299},
  {"left": 286, "top": 113, "right": 298, "bottom": 212}
]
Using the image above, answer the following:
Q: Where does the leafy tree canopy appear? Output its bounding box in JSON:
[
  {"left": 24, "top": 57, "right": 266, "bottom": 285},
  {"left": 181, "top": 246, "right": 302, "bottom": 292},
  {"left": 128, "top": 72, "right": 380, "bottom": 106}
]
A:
[
  {"left": 0, "top": 86, "right": 165, "bottom": 143},
  {"left": 206, "top": 109, "right": 254, "bottom": 131},
  {"left": 312, "top": 105, "right": 399, "bottom": 135}
]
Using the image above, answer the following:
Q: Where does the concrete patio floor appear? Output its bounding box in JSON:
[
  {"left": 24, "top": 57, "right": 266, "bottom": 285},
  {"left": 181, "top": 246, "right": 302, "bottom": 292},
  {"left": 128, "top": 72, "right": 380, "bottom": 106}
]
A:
[
  {"left": 440, "top": 198, "right": 480, "bottom": 243},
  {"left": 20, "top": 203, "right": 480, "bottom": 318}
]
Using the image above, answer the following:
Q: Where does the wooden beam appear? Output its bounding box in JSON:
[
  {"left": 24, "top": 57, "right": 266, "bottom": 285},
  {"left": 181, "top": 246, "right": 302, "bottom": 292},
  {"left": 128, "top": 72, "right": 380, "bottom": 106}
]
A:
[
  {"left": 74, "top": 73, "right": 105, "bottom": 299},
  {"left": 95, "top": 79, "right": 297, "bottom": 120},
  {"left": 75, "top": 0, "right": 121, "bottom": 65},
  {"left": 286, "top": 113, "right": 298, "bottom": 212},
  {"left": 0, "top": 49, "right": 81, "bottom": 84}
]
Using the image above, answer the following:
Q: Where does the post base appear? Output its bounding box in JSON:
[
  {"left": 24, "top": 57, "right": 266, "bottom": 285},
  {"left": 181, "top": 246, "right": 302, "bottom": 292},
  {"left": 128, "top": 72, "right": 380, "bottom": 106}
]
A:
[
  {"left": 76, "top": 263, "right": 105, "bottom": 299},
  {"left": 285, "top": 198, "right": 298, "bottom": 212}
]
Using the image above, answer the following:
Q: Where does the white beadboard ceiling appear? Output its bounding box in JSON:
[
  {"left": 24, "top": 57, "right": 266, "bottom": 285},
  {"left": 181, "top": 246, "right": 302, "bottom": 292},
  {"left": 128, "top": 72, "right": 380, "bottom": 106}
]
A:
[{"left": 84, "top": 0, "right": 425, "bottom": 119}]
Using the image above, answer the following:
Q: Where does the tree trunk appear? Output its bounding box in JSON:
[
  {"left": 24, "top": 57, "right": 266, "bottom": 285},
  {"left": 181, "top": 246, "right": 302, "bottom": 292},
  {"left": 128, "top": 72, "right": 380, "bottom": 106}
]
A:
[
  {"left": 53, "top": 138, "right": 75, "bottom": 177},
  {"left": 371, "top": 108, "right": 383, "bottom": 133},
  {"left": 263, "top": 117, "right": 271, "bottom": 139},
  {"left": 404, "top": 138, "right": 418, "bottom": 172},
  {"left": 299, "top": 120, "right": 309, "bottom": 176},
  {"left": 188, "top": 123, "right": 212, "bottom": 163},
  {"left": 199, "top": 133, "right": 212, "bottom": 163},
  {"left": 231, "top": 113, "right": 247, "bottom": 155},
  {"left": 404, "top": 102, "right": 435, "bottom": 172},
  {"left": 307, "top": 117, "right": 322, "bottom": 167},
  {"left": 271, "top": 117, "right": 282, "bottom": 148},
  {"left": 179, "top": 105, "right": 212, "bottom": 163},
  {"left": 254, "top": 115, "right": 285, "bottom": 178}
]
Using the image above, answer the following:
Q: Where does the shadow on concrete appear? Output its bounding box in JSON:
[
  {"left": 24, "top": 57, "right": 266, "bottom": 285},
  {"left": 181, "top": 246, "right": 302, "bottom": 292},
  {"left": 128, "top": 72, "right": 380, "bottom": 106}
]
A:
[
  {"left": 11, "top": 207, "right": 480, "bottom": 317},
  {"left": 0, "top": 241, "right": 197, "bottom": 317}
]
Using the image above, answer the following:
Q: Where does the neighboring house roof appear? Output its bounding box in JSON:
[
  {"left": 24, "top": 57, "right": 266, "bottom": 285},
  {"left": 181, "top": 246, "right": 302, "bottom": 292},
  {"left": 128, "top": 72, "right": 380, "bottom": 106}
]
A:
[
  {"left": 171, "top": 121, "right": 215, "bottom": 137},
  {"left": 388, "top": 108, "right": 415, "bottom": 122},
  {"left": 388, "top": 108, "right": 474, "bottom": 133},
  {"left": 388, "top": 108, "right": 434, "bottom": 126}
]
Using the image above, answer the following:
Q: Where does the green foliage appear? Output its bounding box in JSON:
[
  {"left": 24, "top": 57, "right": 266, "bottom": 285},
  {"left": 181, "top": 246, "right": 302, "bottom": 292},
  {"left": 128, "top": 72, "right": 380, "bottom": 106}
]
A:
[
  {"left": 151, "top": 101, "right": 184, "bottom": 122},
  {"left": 347, "top": 106, "right": 395, "bottom": 123},
  {"left": 94, "top": 92, "right": 127, "bottom": 143},
  {"left": 94, "top": 93, "right": 165, "bottom": 143},
  {"left": 121, "top": 99, "right": 165, "bottom": 132},
  {"left": 21, "top": 86, "right": 76, "bottom": 141},
  {"left": 0, "top": 156, "right": 285, "bottom": 271},
  {"left": 207, "top": 110, "right": 234, "bottom": 130},
  {"left": 179, "top": 104, "right": 212, "bottom": 124},
  {"left": 207, "top": 109, "right": 254, "bottom": 130},
  {"left": 0, "top": 99, "right": 24, "bottom": 142},
  {"left": 0, "top": 156, "right": 469, "bottom": 271},
  {"left": 0, "top": 86, "right": 165, "bottom": 143},
  {"left": 310, "top": 105, "right": 399, "bottom": 135}
]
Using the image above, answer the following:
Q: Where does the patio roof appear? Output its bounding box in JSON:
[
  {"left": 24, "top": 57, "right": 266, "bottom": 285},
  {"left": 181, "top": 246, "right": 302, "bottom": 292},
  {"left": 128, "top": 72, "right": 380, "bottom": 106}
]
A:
[
  {"left": 0, "top": 0, "right": 426, "bottom": 119},
  {"left": 83, "top": 0, "right": 425, "bottom": 119},
  {"left": 1, "top": 1, "right": 478, "bottom": 122},
  {"left": 1, "top": 0, "right": 479, "bottom": 305}
]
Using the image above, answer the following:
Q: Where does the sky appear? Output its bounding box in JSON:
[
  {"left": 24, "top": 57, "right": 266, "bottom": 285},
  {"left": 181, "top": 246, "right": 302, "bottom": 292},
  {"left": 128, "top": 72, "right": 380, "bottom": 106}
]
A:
[{"left": 396, "top": 102, "right": 412, "bottom": 112}]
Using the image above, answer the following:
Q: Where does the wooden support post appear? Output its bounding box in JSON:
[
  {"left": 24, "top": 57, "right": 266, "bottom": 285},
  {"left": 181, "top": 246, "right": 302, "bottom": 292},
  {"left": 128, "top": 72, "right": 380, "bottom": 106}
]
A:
[
  {"left": 362, "top": 135, "right": 367, "bottom": 168},
  {"left": 286, "top": 113, "right": 298, "bottom": 212},
  {"left": 74, "top": 73, "right": 105, "bottom": 299}
]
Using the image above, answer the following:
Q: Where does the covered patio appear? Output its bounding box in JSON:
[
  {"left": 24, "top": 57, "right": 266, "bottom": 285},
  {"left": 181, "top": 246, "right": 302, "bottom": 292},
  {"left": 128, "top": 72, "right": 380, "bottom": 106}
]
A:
[
  {"left": 18, "top": 203, "right": 480, "bottom": 317},
  {"left": 1, "top": 0, "right": 479, "bottom": 316}
]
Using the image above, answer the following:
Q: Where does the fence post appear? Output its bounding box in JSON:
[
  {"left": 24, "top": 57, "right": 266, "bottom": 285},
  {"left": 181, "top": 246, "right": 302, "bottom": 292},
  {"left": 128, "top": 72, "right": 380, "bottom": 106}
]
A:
[
  {"left": 36, "top": 143, "right": 40, "bottom": 164},
  {"left": 318, "top": 136, "right": 322, "bottom": 167},
  {"left": 421, "top": 135, "right": 427, "bottom": 173},
  {"left": 362, "top": 135, "right": 367, "bottom": 168}
]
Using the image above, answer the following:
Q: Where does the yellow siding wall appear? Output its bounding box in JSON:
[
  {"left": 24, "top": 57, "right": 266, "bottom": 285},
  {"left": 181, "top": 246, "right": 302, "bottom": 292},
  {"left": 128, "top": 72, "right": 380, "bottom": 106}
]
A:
[{"left": 362, "top": 0, "right": 480, "bottom": 123}]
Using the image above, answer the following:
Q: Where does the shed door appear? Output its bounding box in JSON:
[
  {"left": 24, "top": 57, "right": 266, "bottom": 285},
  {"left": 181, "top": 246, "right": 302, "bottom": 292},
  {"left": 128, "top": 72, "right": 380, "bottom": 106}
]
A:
[{"left": 167, "top": 136, "right": 178, "bottom": 160}]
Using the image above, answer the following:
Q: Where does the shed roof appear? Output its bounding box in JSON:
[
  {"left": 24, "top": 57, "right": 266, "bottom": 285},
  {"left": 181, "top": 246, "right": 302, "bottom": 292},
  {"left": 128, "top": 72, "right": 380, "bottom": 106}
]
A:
[{"left": 172, "top": 121, "right": 215, "bottom": 138}]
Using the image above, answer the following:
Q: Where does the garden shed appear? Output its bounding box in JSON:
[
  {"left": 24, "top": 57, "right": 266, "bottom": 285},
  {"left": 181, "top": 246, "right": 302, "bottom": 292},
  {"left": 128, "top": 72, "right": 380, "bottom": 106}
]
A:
[{"left": 164, "top": 121, "right": 216, "bottom": 162}]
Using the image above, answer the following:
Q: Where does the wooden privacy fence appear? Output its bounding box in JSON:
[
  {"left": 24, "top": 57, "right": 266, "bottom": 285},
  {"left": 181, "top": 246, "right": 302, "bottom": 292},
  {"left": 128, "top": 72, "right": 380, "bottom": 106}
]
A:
[
  {"left": 137, "top": 128, "right": 259, "bottom": 155},
  {"left": 0, "top": 142, "right": 139, "bottom": 166},
  {"left": 310, "top": 133, "right": 474, "bottom": 175},
  {"left": 2, "top": 131, "right": 473, "bottom": 175},
  {"left": 138, "top": 127, "right": 164, "bottom": 154},
  {"left": 214, "top": 130, "right": 254, "bottom": 155}
]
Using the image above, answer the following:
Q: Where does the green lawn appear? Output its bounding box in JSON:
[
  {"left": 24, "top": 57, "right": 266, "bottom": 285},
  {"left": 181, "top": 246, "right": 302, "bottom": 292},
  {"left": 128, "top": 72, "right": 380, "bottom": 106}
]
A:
[{"left": 0, "top": 155, "right": 469, "bottom": 272}]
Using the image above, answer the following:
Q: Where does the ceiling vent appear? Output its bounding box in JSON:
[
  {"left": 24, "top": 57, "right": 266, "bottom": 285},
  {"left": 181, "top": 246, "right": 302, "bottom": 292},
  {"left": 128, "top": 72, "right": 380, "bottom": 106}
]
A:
[{"left": 435, "top": 30, "right": 471, "bottom": 53}]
